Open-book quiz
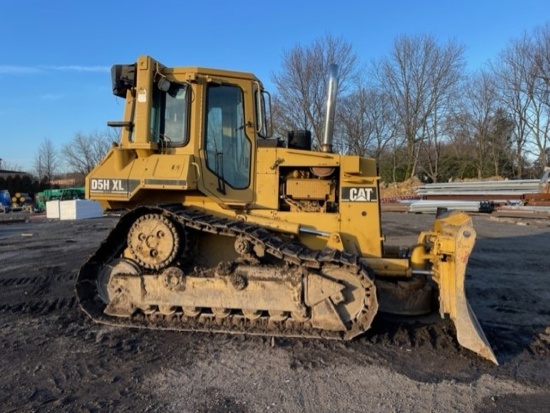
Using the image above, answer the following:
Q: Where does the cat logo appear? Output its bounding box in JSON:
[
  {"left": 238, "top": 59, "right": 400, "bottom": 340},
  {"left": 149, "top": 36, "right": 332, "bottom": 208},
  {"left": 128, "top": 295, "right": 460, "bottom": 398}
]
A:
[{"left": 341, "top": 186, "right": 377, "bottom": 202}]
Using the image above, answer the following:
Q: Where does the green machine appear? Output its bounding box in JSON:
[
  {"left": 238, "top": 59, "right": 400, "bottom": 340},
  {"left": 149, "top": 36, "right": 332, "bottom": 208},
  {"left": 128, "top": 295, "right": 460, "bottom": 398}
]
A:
[{"left": 34, "top": 187, "right": 85, "bottom": 212}]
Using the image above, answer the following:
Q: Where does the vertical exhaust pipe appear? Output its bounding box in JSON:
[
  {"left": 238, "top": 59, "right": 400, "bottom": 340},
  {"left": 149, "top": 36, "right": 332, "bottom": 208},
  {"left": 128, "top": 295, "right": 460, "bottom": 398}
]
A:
[{"left": 322, "top": 64, "right": 339, "bottom": 153}]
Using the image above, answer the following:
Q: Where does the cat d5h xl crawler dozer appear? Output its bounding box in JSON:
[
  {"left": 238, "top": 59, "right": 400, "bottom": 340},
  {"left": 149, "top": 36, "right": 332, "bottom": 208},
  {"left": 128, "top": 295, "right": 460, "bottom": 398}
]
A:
[{"left": 75, "top": 56, "right": 497, "bottom": 364}]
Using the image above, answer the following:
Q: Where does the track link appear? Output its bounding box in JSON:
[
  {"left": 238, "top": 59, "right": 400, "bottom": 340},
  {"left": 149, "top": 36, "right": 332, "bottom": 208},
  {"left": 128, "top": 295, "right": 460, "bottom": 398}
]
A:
[{"left": 75, "top": 204, "right": 378, "bottom": 340}]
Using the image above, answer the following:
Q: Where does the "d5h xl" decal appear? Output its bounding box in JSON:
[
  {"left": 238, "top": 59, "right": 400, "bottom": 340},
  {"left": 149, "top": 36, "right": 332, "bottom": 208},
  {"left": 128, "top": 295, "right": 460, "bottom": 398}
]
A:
[{"left": 90, "top": 178, "right": 139, "bottom": 194}]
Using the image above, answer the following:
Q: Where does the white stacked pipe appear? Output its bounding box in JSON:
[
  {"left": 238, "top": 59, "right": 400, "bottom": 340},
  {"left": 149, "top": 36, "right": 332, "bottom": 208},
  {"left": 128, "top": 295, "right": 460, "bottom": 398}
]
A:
[
  {"left": 417, "top": 180, "right": 540, "bottom": 196},
  {"left": 409, "top": 200, "right": 485, "bottom": 213}
]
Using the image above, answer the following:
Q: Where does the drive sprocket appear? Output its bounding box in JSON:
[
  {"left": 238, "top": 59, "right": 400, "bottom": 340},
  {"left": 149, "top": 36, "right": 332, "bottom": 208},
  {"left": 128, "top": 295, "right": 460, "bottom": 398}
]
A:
[{"left": 127, "top": 213, "right": 180, "bottom": 270}]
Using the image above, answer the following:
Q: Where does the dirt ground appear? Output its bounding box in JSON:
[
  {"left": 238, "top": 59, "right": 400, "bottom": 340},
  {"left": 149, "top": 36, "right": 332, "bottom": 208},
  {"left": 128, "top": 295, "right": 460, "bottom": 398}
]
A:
[{"left": 0, "top": 210, "right": 548, "bottom": 413}]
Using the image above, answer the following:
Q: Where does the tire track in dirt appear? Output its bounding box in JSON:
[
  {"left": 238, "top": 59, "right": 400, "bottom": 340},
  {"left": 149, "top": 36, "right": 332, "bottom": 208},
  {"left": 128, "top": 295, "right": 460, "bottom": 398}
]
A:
[
  {"left": 0, "top": 296, "right": 78, "bottom": 315},
  {"left": 0, "top": 271, "right": 72, "bottom": 288},
  {"left": 0, "top": 266, "right": 77, "bottom": 316}
]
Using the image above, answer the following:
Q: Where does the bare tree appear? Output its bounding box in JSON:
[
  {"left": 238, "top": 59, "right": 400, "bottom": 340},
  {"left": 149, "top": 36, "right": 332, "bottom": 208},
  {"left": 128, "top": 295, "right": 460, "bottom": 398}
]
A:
[
  {"left": 62, "top": 130, "right": 116, "bottom": 175},
  {"left": 527, "top": 23, "right": 550, "bottom": 170},
  {"left": 336, "top": 83, "right": 397, "bottom": 161},
  {"left": 34, "top": 137, "right": 59, "bottom": 181},
  {"left": 458, "top": 23, "right": 550, "bottom": 177},
  {"left": 374, "top": 34, "right": 465, "bottom": 180},
  {"left": 271, "top": 34, "right": 359, "bottom": 148},
  {"left": 492, "top": 33, "right": 539, "bottom": 177},
  {"left": 531, "top": 22, "right": 550, "bottom": 94},
  {"left": 451, "top": 70, "right": 500, "bottom": 178},
  {"left": 0, "top": 159, "right": 24, "bottom": 172}
]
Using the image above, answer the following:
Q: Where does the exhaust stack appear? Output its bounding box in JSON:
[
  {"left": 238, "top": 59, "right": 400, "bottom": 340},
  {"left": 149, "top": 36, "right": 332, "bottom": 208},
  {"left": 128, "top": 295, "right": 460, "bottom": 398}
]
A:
[{"left": 322, "top": 64, "right": 339, "bottom": 153}]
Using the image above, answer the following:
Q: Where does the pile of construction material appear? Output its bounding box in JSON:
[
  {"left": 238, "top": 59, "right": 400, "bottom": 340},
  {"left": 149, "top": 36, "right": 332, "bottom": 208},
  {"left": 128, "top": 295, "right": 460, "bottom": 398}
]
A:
[
  {"left": 409, "top": 200, "right": 494, "bottom": 214},
  {"left": 11, "top": 192, "right": 32, "bottom": 205},
  {"left": 416, "top": 179, "right": 541, "bottom": 203},
  {"left": 406, "top": 175, "right": 549, "bottom": 216},
  {"left": 46, "top": 200, "right": 103, "bottom": 220},
  {"left": 10, "top": 192, "right": 33, "bottom": 211}
]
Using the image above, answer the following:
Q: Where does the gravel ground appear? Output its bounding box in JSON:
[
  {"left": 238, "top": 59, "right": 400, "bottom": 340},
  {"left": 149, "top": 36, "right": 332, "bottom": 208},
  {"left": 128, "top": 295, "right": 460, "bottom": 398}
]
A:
[{"left": 0, "top": 211, "right": 548, "bottom": 412}]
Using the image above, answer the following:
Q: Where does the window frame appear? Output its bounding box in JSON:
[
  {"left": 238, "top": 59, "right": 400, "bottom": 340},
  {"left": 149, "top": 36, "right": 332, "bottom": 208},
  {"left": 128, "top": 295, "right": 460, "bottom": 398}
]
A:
[
  {"left": 151, "top": 81, "right": 191, "bottom": 147},
  {"left": 204, "top": 82, "right": 252, "bottom": 190}
]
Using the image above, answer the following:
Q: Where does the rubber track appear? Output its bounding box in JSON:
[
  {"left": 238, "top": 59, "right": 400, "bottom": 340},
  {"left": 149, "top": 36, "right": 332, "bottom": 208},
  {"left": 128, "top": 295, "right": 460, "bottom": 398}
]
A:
[{"left": 75, "top": 204, "right": 377, "bottom": 340}]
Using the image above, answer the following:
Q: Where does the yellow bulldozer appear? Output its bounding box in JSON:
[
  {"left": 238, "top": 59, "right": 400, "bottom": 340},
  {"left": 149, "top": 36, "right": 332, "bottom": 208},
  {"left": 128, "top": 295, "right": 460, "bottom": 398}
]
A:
[{"left": 76, "top": 55, "right": 497, "bottom": 364}]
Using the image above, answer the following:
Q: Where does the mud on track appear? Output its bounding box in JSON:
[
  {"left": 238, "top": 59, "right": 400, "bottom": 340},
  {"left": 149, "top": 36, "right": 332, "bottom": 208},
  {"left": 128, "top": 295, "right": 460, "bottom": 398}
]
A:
[{"left": 0, "top": 212, "right": 548, "bottom": 412}]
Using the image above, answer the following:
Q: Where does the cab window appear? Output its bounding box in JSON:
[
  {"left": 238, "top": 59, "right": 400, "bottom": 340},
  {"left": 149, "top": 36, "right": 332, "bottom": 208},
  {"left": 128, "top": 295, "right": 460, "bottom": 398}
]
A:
[
  {"left": 205, "top": 84, "right": 251, "bottom": 189},
  {"left": 151, "top": 82, "right": 189, "bottom": 146}
]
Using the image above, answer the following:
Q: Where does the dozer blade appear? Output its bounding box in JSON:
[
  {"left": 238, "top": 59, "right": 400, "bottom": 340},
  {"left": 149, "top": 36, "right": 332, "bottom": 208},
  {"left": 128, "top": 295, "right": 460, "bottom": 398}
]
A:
[{"left": 417, "top": 211, "right": 498, "bottom": 365}]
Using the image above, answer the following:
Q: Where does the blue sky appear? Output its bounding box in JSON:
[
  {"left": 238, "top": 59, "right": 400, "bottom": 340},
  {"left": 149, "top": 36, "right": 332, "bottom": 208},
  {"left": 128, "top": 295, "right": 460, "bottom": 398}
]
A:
[{"left": 1, "top": 0, "right": 548, "bottom": 173}]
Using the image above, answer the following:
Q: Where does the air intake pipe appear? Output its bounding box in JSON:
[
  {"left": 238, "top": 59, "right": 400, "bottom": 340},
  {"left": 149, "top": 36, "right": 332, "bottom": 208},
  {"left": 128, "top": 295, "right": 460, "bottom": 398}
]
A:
[{"left": 321, "top": 64, "right": 339, "bottom": 153}]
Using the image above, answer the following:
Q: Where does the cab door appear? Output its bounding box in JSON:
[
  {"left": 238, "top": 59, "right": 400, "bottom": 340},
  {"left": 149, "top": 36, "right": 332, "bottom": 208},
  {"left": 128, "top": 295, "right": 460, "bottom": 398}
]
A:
[{"left": 199, "top": 81, "right": 255, "bottom": 206}]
